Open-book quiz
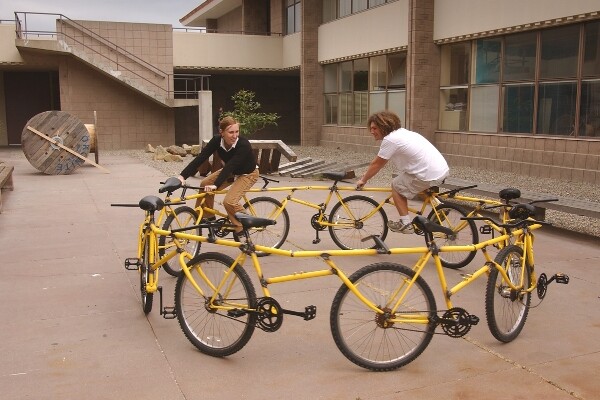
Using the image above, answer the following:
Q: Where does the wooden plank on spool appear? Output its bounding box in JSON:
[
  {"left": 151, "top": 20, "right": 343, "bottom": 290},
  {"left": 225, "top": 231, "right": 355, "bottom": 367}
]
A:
[{"left": 26, "top": 125, "right": 110, "bottom": 174}]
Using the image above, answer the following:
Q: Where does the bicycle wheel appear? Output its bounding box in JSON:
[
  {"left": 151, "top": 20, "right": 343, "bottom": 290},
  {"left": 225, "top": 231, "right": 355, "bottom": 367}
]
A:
[
  {"left": 159, "top": 206, "right": 200, "bottom": 277},
  {"left": 330, "top": 262, "right": 436, "bottom": 371},
  {"left": 485, "top": 245, "right": 531, "bottom": 343},
  {"left": 243, "top": 196, "right": 290, "bottom": 256},
  {"left": 427, "top": 203, "right": 478, "bottom": 269},
  {"left": 328, "top": 195, "right": 388, "bottom": 250},
  {"left": 175, "top": 252, "right": 257, "bottom": 357},
  {"left": 140, "top": 234, "right": 153, "bottom": 314}
]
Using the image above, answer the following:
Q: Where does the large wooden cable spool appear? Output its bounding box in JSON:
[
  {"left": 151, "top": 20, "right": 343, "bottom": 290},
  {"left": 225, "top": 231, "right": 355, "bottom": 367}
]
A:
[{"left": 21, "top": 110, "right": 105, "bottom": 175}]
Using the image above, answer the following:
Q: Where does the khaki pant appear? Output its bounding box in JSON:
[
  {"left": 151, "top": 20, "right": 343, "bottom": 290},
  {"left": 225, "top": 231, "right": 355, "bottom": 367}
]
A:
[{"left": 196, "top": 168, "right": 259, "bottom": 231}]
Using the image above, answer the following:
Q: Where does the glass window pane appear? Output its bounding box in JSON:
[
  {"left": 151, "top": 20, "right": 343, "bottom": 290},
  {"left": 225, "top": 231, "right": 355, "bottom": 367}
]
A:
[
  {"left": 369, "top": 0, "right": 386, "bottom": 7},
  {"left": 286, "top": 6, "right": 294, "bottom": 35},
  {"left": 502, "top": 84, "right": 534, "bottom": 133},
  {"left": 323, "top": 0, "right": 336, "bottom": 23},
  {"left": 388, "top": 91, "right": 406, "bottom": 124},
  {"left": 583, "top": 21, "right": 600, "bottom": 77},
  {"left": 440, "top": 43, "right": 470, "bottom": 86},
  {"left": 353, "top": 58, "right": 369, "bottom": 92},
  {"left": 537, "top": 82, "right": 577, "bottom": 135},
  {"left": 474, "top": 38, "right": 501, "bottom": 84},
  {"left": 540, "top": 25, "right": 579, "bottom": 79},
  {"left": 470, "top": 85, "right": 499, "bottom": 132},
  {"left": 324, "top": 64, "right": 337, "bottom": 93},
  {"left": 353, "top": 0, "right": 368, "bottom": 13},
  {"left": 324, "top": 94, "right": 338, "bottom": 124},
  {"left": 354, "top": 92, "right": 368, "bottom": 126},
  {"left": 387, "top": 53, "right": 406, "bottom": 89},
  {"left": 369, "top": 92, "right": 386, "bottom": 115},
  {"left": 339, "top": 61, "right": 352, "bottom": 92},
  {"left": 294, "top": 3, "right": 302, "bottom": 32},
  {"left": 370, "top": 55, "right": 387, "bottom": 91},
  {"left": 339, "top": 93, "right": 353, "bottom": 125},
  {"left": 339, "top": 0, "right": 351, "bottom": 17},
  {"left": 504, "top": 32, "right": 536, "bottom": 81},
  {"left": 439, "top": 88, "right": 468, "bottom": 130},
  {"left": 580, "top": 80, "right": 600, "bottom": 137}
]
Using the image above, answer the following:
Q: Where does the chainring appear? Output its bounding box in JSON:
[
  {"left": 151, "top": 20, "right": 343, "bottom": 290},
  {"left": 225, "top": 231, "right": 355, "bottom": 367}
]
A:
[
  {"left": 255, "top": 297, "right": 284, "bottom": 332},
  {"left": 311, "top": 213, "right": 327, "bottom": 231},
  {"left": 440, "top": 307, "right": 476, "bottom": 338},
  {"left": 214, "top": 218, "right": 232, "bottom": 238}
]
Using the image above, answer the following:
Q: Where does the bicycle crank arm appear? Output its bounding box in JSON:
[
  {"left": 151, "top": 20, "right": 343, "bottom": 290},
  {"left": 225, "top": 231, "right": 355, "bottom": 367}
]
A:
[
  {"left": 157, "top": 287, "right": 177, "bottom": 319},
  {"left": 282, "top": 305, "right": 317, "bottom": 321},
  {"left": 537, "top": 273, "right": 570, "bottom": 299}
]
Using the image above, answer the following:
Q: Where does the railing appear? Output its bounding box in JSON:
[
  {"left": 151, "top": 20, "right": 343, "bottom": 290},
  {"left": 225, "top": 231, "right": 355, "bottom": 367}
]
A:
[{"left": 12, "top": 12, "right": 209, "bottom": 101}]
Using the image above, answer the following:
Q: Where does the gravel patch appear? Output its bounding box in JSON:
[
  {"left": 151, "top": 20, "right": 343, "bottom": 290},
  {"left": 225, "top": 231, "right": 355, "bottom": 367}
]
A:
[{"left": 113, "top": 146, "right": 600, "bottom": 238}]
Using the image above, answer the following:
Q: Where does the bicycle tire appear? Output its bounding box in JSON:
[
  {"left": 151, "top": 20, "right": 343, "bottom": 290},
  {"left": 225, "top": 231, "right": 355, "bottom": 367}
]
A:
[
  {"left": 175, "top": 252, "right": 257, "bottom": 357},
  {"left": 485, "top": 245, "right": 531, "bottom": 343},
  {"left": 243, "top": 196, "right": 290, "bottom": 256},
  {"left": 427, "top": 203, "right": 478, "bottom": 269},
  {"left": 159, "top": 206, "right": 201, "bottom": 277},
  {"left": 140, "top": 234, "right": 153, "bottom": 314},
  {"left": 328, "top": 195, "right": 388, "bottom": 250},
  {"left": 330, "top": 262, "right": 436, "bottom": 371}
]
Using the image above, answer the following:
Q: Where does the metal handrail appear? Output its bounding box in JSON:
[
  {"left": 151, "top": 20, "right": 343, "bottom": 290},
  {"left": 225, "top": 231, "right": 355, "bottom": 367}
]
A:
[{"left": 12, "top": 11, "right": 209, "bottom": 101}]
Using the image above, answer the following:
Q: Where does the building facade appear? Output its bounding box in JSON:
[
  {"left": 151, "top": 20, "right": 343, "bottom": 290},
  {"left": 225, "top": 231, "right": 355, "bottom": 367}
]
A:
[{"left": 1, "top": 0, "right": 599, "bottom": 183}]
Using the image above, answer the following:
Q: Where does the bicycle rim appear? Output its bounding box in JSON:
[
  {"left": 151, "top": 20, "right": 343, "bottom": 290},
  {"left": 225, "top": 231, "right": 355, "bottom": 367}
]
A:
[
  {"left": 159, "top": 206, "right": 200, "bottom": 277},
  {"left": 140, "top": 236, "right": 153, "bottom": 314},
  {"left": 486, "top": 245, "right": 531, "bottom": 343},
  {"left": 328, "top": 195, "right": 388, "bottom": 250},
  {"left": 330, "top": 263, "right": 436, "bottom": 371},
  {"left": 244, "top": 197, "right": 290, "bottom": 255},
  {"left": 175, "top": 252, "right": 257, "bottom": 357},
  {"left": 427, "top": 203, "right": 478, "bottom": 269}
]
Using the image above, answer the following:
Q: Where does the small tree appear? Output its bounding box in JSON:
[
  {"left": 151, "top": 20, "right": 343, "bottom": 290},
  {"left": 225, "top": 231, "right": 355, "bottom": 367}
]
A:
[{"left": 222, "top": 89, "right": 279, "bottom": 136}]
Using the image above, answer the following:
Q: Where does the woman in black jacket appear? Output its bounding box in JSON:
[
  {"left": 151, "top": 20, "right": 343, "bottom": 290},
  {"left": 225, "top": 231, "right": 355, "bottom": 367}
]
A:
[{"left": 177, "top": 116, "right": 258, "bottom": 236}]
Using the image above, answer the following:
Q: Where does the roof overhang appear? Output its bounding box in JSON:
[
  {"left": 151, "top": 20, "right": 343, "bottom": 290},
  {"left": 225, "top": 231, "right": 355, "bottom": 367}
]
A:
[{"left": 180, "top": 0, "right": 242, "bottom": 27}]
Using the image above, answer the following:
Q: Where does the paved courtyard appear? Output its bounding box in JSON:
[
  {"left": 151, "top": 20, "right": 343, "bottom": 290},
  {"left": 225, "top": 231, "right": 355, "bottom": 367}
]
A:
[{"left": 1, "top": 147, "right": 599, "bottom": 400}]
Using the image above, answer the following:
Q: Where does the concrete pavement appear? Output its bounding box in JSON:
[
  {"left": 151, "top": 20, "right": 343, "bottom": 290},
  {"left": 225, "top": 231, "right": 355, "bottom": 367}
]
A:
[{"left": 1, "top": 146, "right": 599, "bottom": 400}]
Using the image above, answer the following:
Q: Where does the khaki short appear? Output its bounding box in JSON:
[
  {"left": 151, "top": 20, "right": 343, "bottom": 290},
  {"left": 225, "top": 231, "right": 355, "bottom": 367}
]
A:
[{"left": 392, "top": 173, "right": 446, "bottom": 199}]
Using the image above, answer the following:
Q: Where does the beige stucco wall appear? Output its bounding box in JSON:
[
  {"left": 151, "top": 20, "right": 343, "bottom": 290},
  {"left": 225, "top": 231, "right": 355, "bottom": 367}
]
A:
[
  {"left": 282, "top": 32, "right": 300, "bottom": 69},
  {"left": 0, "top": 24, "right": 23, "bottom": 64},
  {"left": 434, "top": 0, "right": 600, "bottom": 40},
  {"left": 318, "top": 0, "right": 408, "bottom": 62},
  {"left": 173, "top": 31, "right": 284, "bottom": 69}
]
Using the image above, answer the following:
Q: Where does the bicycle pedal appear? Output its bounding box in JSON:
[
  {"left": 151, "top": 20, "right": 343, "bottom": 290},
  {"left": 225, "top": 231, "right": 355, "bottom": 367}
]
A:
[
  {"left": 124, "top": 258, "right": 141, "bottom": 270},
  {"left": 469, "top": 315, "right": 480, "bottom": 326},
  {"left": 228, "top": 309, "right": 247, "bottom": 318},
  {"left": 479, "top": 225, "right": 493, "bottom": 235},
  {"left": 161, "top": 307, "right": 177, "bottom": 319},
  {"left": 554, "top": 273, "right": 570, "bottom": 284},
  {"left": 303, "top": 305, "right": 317, "bottom": 321}
]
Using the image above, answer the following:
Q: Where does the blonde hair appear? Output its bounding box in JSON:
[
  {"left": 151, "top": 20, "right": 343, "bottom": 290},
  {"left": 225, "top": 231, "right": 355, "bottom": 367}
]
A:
[
  {"left": 367, "top": 111, "right": 401, "bottom": 136},
  {"left": 219, "top": 116, "right": 239, "bottom": 132}
]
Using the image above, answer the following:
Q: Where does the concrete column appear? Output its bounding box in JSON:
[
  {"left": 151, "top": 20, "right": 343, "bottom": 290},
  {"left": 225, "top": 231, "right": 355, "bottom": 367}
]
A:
[
  {"left": 406, "top": 0, "right": 439, "bottom": 142},
  {"left": 300, "top": 0, "right": 322, "bottom": 146},
  {"left": 198, "top": 90, "right": 213, "bottom": 142}
]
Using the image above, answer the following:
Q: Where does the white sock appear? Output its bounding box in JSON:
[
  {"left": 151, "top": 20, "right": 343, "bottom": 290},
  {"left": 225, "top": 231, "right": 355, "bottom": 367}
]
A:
[
  {"left": 400, "top": 215, "right": 411, "bottom": 225},
  {"left": 431, "top": 197, "right": 442, "bottom": 207}
]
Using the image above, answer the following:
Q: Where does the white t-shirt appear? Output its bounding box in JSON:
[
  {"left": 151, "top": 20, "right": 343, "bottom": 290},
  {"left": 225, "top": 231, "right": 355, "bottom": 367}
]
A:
[{"left": 377, "top": 128, "right": 449, "bottom": 181}]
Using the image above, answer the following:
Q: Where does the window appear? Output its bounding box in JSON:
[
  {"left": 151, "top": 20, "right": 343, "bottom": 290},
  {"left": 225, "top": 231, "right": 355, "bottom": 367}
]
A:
[
  {"left": 537, "top": 82, "right": 577, "bottom": 135},
  {"left": 286, "top": 0, "right": 301, "bottom": 35},
  {"left": 502, "top": 84, "right": 534, "bottom": 133},
  {"left": 440, "top": 22, "right": 600, "bottom": 137},
  {"left": 323, "top": 0, "right": 392, "bottom": 22},
  {"left": 323, "top": 52, "right": 407, "bottom": 126},
  {"left": 540, "top": 25, "right": 579, "bottom": 79},
  {"left": 503, "top": 32, "right": 536, "bottom": 81}
]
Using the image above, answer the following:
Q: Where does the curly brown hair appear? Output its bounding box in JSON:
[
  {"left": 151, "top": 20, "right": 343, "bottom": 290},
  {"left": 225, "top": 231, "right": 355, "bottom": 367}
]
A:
[{"left": 367, "top": 111, "right": 401, "bottom": 136}]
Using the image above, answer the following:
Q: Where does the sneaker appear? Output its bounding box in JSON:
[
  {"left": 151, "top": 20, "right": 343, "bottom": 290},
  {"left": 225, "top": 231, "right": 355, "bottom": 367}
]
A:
[{"left": 388, "top": 220, "right": 414, "bottom": 234}]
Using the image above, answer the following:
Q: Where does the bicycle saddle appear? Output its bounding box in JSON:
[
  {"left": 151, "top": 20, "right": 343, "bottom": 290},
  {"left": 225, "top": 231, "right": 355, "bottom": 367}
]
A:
[
  {"left": 499, "top": 188, "right": 521, "bottom": 202},
  {"left": 508, "top": 203, "right": 536, "bottom": 220},
  {"left": 322, "top": 171, "right": 347, "bottom": 182},
  {"left": 412, "top": 215, "right": 454, "bottom": 236},
  {"left": 235, "top": 213, "right": 276, "bottom": 229},
  {"left": 159, "top": 177, "right": 182, "bottom": 193},
  {"left": 139, "top": 195, "right": 165, "bottom": 212}
]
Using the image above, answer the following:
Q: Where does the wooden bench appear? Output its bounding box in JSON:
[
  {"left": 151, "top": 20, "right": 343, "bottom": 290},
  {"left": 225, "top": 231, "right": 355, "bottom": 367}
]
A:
[
  {"left": 441, "top": 177, "right": 600, "bottom": 221},
  {"left": 0, "top": 162, "right": 15, "bottom": 213},
  {"left": 197, "top": 139, "right": 297, "bottom": 175}
]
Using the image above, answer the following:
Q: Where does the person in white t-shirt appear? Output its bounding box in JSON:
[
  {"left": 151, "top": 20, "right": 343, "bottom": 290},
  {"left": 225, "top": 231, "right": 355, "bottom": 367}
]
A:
[{"left": 356, "top": 111, "right": 449, "bottom": 234}]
